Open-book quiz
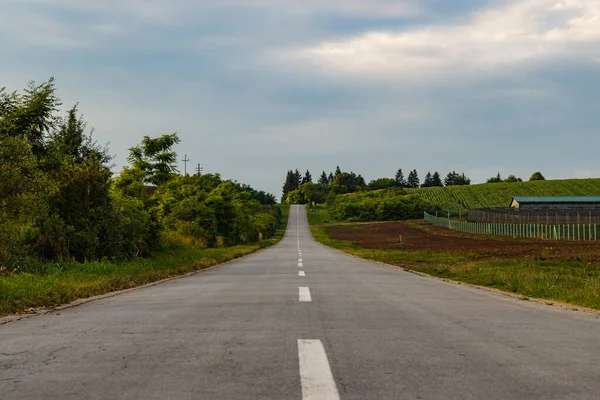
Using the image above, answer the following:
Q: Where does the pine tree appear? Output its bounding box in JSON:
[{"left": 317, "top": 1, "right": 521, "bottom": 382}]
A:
[
  {"left": 335, "top": 166, "right": 342, "bottom": 176},
  {"left": 432, "top": 172, "right": 443, "bottom": 187},
  {"left": 319, "top": 171, "right": 329, "bottom": 184},
  {"left": 444, "top": 171, "right": 457, "bottom": 186},
  {"left": 356, "top": 174, "right": 366, "bottom": 188},
  {"left": 445, "top": 171, "right": 470, "bottom": 186},
  {"left": 281, "top": 170, "right": 294, "bottom": 202},
  {"left": 422, "top": 172, "right": 433, "bottom": 187},
  {"left": 328, "top": 172, "right": 334, "bottom": 183},
  {"left": 293, "top": 169, "right": 302, "bottom": 189},
  {"left": 395, "top": 168, "right": 406, "bottom": 187},
  {"left": 407, "top": 169, "right": 420, "bottom": 188},
  {"left": 302, "top": 170, "right": 312, "bottom": 185}
]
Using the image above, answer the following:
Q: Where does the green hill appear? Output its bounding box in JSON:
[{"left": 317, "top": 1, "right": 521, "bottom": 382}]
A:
[{"left": 405, "top": 178, "right": 600, "bottom": 211}]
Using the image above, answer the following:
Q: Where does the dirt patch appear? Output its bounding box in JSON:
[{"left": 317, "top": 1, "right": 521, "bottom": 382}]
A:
[{"left": 327, "top": 221, "right": 600, "bottom": 261}]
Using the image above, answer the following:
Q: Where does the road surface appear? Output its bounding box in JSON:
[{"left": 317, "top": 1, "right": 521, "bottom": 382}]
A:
[{"left": 2, "top": 205, "right": 600, "bottom": 399}]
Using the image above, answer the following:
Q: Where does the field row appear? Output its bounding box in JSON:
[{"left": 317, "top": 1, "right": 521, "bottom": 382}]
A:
[{"left": 406, "top": 178, "right": 600, "bottom": 211}]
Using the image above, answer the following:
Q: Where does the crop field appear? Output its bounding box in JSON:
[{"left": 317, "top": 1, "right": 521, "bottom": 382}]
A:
[
  {"left": 326, "top": 220, "right": 600, "bottom": 261},
  {"left": 405, "top": 178, "right": 600, "bottom": 211}
]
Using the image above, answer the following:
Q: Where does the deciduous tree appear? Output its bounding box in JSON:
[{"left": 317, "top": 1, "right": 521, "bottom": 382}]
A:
[{"left": 529, "top": 172, "right": 545, "bottom": 181}]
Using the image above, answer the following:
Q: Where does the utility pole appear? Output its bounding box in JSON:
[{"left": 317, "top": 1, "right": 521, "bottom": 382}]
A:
[
  {"left": 182, "top": 154, "right": 190, "bottom": 175},
  {"left": 195, "top": 164, "right": 203, "bottom": 176}
]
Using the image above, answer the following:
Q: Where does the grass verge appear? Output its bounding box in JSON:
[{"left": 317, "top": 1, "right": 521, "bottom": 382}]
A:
[
  {"left": 0, "top": 205, "right": 290, "bottom": 317},
  {"left": 311, "top": 223, "right": 600, "bottom": 311}
]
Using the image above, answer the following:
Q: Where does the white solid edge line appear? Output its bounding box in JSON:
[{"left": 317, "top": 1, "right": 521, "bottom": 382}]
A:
[
  {"left": 299, "top": 287, "right": 311, "bottom": 302},
  {"left": 299, "top": 271, "right": 306, "bottom": 277},
  {"left": 298, "top": 339, "right": 340, "bottom": 400}
]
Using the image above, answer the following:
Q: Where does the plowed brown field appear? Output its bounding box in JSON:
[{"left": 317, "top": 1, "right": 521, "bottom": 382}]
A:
[{"left": 327, "top": 221, "right": 600, "bottom": 261}]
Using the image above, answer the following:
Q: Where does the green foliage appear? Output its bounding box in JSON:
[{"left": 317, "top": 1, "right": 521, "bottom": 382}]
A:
[
  {"left": 0, "top": 78, "right": 61, "bottom": 157},
  {"left": 331, "top": 171, "right": 366, "bottom": 194},
  {"left": 302, "top": 170, "right": 312, "bottom": 184},
  {"left": 504, "top": 174, "right": 522, "bottom": 183},
  {"left": 154, "top": 175, "right": 280, "bottom": 247},
  {"left": 422, "top": 171, "right": 443, "bottom": 187},
  {"left": 395, "top": 168, "right": 406, "bottom": 187},
  {"left": 487, "top": 173, "right": 502, "bottom": 183},
  {"left": 318, "top": 171, "right": 329, "bottom": 184},
  {"left": 284, "top": 183, "right": 329, "bottom": 205},
  {"left": 0, "top": 136, "right": 56, "bottom": 269},
  {"left": 406, "top": 178, "right": 600, "bottom": 211},
  {"left": 281, "top": 169, "right": 302, "bottom": 202},
  {"left": 530, "top": 171, "right": 546, "bottom": 181},
  {"left": 306, "top": 206, "right": 336, "bottom": 225},
  {"left": 444, "top": 171, "right": 471, "bottom": 186},
  {"left": 407, "top": 169, "right": 420, "bottom": 188},
  {"left": 368, "top": 178, "right": 397, "bottom": 191},
  {"left": 127, "top": 133, "right": 181, "bottom": 186},
  {"left": 0, "top": 79, "right": 279, "bottom": 273},
  {"left": 329, "top": 190, "right": 438, "bottom": 222}
]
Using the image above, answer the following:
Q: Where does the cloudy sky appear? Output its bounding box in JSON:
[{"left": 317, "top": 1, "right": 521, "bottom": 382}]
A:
[{"left": 2, "top": 0, "right": 599, "bottom": 195}]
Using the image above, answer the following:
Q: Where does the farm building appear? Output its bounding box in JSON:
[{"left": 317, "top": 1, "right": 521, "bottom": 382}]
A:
[{"left": 510, "top": 196, "right": 600, "bottom": 211}]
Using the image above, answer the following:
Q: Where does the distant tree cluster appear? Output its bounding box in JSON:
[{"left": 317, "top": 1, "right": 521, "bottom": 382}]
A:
[
  {"left": 281, "top": 164, "right": 550, "bottom": 209},
  {"left": 421, "top": 172, "right": 443, "bottom": 187},
  {"left": 444, "top": 171, "right": 471, "bottom": 186},
  {"left": 487, "top": 171, "right": 545, "bottom": 183},
  {"left": 281, "top": 165, "right": 366, "bottom": 205}
]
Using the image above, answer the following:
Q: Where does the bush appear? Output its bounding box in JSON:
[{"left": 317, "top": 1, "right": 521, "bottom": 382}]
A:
[{"left": 330, "top": 190, "right": 438, "bottom": 222}]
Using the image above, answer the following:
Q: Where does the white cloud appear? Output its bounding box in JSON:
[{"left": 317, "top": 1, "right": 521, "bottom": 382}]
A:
[
  {"left": 289, "top": 0, "right": 600, "bottom": 80},
  {"left": 594, "top": 57, "right": 600, "bottom": 63}
]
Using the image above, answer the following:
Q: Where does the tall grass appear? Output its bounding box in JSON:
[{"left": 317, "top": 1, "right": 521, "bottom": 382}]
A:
[{"left": 0, "top": 245, "right": 261, "bottom": 316}]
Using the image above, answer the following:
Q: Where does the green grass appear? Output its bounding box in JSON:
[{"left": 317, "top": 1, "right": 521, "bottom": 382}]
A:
[
  {"left": 0, "top": 209, "right": 290, "bottom": 317},
  {"left": 0, "top": 245, "right": 263, "bottom": 316},
  {"left": 275, "top": 204, "right": 290, "bottom": 238},
  {"left": 310, "top": 223, "right": 600, "bottom": 311},
  {"left": 405, "top": 178, "right": 600, "bottom": 210},
  {"left": 418, "top": 259, "right": 600, "bottom": 310},
  {"left": 306, "top": 205, "right": 336, "bottom": 225}
]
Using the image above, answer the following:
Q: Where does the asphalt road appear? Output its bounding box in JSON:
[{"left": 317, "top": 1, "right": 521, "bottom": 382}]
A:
[{"left": 2, "top": 204, "right": 600, "bottom": 399}]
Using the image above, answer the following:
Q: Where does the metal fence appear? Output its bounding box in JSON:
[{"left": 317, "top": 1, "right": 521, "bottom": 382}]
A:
[
  {"left": 424, "top": 212, "right": 599, "bottom": 241},
  {"left": 468, "top": 209, "right": 600, "bottom": 225}
]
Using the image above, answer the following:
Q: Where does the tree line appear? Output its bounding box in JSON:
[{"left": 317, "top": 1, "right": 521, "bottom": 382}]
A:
[
  {"left": 281, "top": 166, "right": 472, "bottom": 204},
  {"left": 486, "top": 171, "right": 545, "bottom": 183},
  {"left": 283, "top": 166, "right": 548, "bottom": 203},
  {"left": 0, "top": 79, "right": 279, "bottom": 272}
]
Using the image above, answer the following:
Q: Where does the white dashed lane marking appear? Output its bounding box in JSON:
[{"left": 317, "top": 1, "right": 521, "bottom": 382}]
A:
[
  {"left": 299, "top": 271, "right": 306, "bottom": 277},
  {"left": 299, "top": 287, "right": 311, "bottom": 302},
  {"left": 298, "top": 339, "right": 340, "bottom": 400}
]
